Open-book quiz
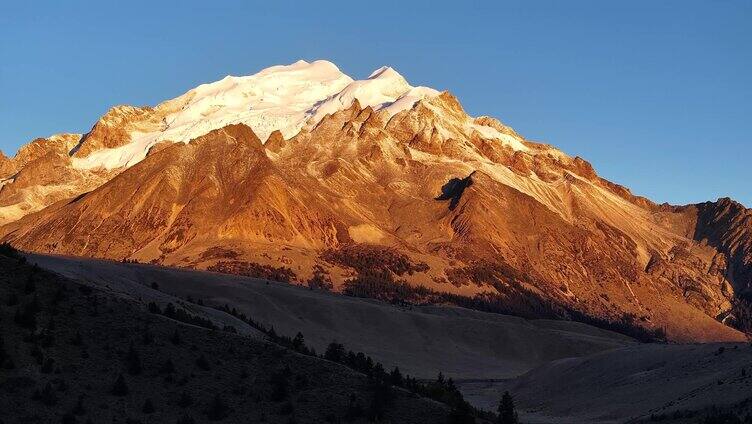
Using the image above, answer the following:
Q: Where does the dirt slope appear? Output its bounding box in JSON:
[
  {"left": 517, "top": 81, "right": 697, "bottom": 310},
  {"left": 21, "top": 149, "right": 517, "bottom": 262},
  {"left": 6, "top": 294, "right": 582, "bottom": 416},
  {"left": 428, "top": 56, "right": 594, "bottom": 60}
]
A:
[
  {"left": 27, "top": 253, "right": 635, "bottom": 379},
  {"left": 458, "top": 342, "right": 752, "bottom": 424}
]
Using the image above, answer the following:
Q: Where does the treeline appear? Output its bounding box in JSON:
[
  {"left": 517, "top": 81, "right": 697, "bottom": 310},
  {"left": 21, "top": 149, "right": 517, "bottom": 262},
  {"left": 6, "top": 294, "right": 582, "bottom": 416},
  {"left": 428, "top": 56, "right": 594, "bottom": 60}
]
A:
[
  {"left": 728, "top": 294, "right": 752, "bottom": 335},
  {"left": 207, "top": 260, "right": 297, "bottom": 283},
  {"left": 207, "top": 301, "right": 485, "bottom": 423},
  {"left": 147, "top": 302, "right": 218, "bottom": 331},
  {"left": 321, "top": 244, "right": 430, "bottom": 278}
]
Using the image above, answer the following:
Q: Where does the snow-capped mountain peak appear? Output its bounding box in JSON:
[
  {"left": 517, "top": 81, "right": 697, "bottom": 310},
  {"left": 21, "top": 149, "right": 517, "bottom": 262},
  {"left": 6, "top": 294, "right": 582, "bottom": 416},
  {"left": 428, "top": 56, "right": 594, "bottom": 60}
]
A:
[{"left": 70, "top": 60, "right": 439, "bottom": 171}]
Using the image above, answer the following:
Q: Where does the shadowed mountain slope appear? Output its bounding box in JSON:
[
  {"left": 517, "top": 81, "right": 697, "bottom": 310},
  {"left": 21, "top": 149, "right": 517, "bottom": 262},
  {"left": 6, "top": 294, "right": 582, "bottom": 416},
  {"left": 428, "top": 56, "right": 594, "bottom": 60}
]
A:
[
  {"left": 27, "top": 253, "right": 635, "bottom": 380},
  {"left": 0, "top": 248, "right": 457, "bottom": 424}
]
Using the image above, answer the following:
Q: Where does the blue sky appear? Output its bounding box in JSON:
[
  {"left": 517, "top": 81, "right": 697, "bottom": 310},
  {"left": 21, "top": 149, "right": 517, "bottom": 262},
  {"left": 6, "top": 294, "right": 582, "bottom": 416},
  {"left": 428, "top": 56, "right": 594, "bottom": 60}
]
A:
[{"left": 1, "top": 1, "right": 750, "bottom": 206}]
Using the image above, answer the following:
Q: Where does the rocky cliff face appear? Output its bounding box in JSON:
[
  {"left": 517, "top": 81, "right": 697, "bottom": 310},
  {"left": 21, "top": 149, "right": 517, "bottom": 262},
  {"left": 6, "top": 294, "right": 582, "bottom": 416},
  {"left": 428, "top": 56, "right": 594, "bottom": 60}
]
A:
[
  {"left": 1, "top": 60, "right": 750, "bottom": 343},
  {"left": 0, "top": 133, "right": 116, "bottom": 225},
  {"left": 679, "top": 199, "right": 752, "bottom": 294}
]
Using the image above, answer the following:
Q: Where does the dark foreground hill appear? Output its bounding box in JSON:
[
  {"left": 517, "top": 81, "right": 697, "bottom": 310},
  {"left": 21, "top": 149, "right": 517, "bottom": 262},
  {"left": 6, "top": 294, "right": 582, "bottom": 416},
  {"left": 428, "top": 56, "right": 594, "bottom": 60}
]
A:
[
  {"left": 0, "top": 247, "right": 460, "bottom": 424},
  {"left": 21, "top": 251, "right": 752, "bottom": 424}
]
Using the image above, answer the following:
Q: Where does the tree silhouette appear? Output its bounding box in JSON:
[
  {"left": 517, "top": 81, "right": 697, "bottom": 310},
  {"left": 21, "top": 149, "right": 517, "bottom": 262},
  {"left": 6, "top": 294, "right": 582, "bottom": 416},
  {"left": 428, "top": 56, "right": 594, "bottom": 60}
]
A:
[
  {"left": 324, "top": 341, "right": 345, "bottom": 362},
  {"left": 389, "top": 367, "right": 404, "bottom": 387},
  {"left": 292, "top": 332, "right": 305, "bottom": 352},
  {"left": 497, "top": 391, "right": 518, "bottom": 424}
]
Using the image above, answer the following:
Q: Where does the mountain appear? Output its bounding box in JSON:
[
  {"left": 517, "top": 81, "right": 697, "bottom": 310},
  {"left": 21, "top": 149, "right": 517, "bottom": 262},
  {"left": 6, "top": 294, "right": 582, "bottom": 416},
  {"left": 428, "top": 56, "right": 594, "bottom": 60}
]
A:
[{"left": 1, "top": 60, "right": 750, "bottom": 343}]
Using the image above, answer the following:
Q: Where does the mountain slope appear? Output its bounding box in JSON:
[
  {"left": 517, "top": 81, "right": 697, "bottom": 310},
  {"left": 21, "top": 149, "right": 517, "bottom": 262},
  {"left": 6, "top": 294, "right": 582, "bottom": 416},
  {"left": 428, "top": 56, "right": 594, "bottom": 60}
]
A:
[
  {"left": 27, "top": 252, "right": 635, "bottom": 380},
  {"left": 0, "top": 248, "right": 455, "bottom": 424},
  {"left": 461, "top": 342, "right": 752, "bottom": 423},
  {"left": 1, "top": 60, "right": 751, "bottom": 343}
]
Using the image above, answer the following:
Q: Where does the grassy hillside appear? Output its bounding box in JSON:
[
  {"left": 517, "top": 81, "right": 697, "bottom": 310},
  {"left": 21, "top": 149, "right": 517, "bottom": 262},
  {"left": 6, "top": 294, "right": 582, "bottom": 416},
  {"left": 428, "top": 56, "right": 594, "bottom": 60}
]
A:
[
  {"left": 0, "top": 246, "right": 460, "bottom": 424},
  {"left": 27, "top": 253, "right": 635, "bottom": 380}
]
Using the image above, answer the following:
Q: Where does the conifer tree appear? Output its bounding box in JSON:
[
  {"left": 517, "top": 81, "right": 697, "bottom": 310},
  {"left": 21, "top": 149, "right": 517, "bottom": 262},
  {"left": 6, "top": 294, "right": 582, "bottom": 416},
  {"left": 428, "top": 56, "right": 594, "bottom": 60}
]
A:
[
  {"left": 292, "top": 332, "right": 305, "bottom": 352},
  {"left": 324, "top": 341, "right": 345, "bottom": 362},
  {"left": 497, "top": 391, "right": 518, "bottom": 424}
]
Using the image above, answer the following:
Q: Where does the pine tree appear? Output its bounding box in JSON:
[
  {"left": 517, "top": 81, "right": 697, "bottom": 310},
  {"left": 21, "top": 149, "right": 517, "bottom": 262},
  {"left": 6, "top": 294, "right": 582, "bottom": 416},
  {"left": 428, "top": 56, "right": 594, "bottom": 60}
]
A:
[
  {"left": 389, "top": 367, "right": 404, "bottom": 387},
  {"left": 497, "top": 391, "right": 518, "bottom": 424},
  {"left": 292, "top": 332, "right": 305, "bottom": 352},
  {"left": 324, "top": 342, "right": 345, "bottom": 362}
]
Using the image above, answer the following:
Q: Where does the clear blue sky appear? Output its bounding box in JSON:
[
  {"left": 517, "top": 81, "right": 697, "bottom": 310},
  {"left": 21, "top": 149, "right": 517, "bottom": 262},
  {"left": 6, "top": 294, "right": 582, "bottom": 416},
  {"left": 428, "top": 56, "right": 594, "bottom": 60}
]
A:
[{"left": 1, "top": 1, "right": 750, "bottom": 206}]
